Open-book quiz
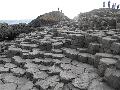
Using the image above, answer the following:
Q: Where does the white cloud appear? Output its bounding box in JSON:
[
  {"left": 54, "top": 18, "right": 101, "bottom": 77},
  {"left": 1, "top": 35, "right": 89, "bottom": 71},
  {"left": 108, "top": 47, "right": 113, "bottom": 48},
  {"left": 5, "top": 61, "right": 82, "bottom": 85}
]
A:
[{"left": 0, "top": 0, "right": 120, "bottom": 20}]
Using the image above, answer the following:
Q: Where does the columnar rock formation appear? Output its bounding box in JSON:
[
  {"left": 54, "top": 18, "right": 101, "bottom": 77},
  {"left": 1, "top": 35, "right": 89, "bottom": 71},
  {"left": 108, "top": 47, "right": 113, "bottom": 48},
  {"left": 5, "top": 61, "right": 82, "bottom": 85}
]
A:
[
  {"left": 0, "top": 25, "right": 120, "bottom": 90},
  {"left": 0, "top": 8, "right": 120, "bottom": 90}
]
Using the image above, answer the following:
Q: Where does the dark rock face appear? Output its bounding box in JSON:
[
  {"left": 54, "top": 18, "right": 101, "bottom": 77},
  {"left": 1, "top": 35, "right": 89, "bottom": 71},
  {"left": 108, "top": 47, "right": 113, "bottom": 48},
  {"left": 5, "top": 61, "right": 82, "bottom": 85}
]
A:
[{"left": 0, "top": 23, "right": 34, "bottom": 41}]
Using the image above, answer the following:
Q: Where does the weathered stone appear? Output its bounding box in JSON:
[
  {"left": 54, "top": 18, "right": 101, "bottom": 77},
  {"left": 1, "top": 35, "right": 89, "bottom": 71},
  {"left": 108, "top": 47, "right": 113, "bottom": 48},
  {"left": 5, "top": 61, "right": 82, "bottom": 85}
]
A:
[
  {"left": 35, "top": 75, "right": 59, "bottom": 89},
  {"left": 21, "top": 81, "right": 34, "bottom": 90},
  {"left": 22, "top": 52, "right": 31, "bottom": 59},
  {"left": 94, "top": 53, "right": 114, "bottom": 68},
  {"left": 44, "top": 53, "right": 53, "bottom": 58},
  {"left": 61, "top": 57, "right": 72, "bottom": 64},
  {"left": 101, "top": 37, "right": 117, "bottom": 53},
  {"left": 11, "top": 67, "right": 26, "bottom": 75},
  {"left": 77, "top": 48, "right": 87, "bottom": 53},
  {"left": 4, "top": 63, "right": 17, "bottom": 69},
  {"left": 3, "top": 74, "right": 18, "bottom": 83},
  {"left": 0, "top": 83, "right": 17, "bottom": 90},
  {"left": 0, "top": 58, "right": 11, "bottom": 63},
  {"left": 110, "top": 42, "right": 120, "bottom": 54},
  {"left": 71, "top": 60, "right": 80, "bottom": 66},
  {"left": 52, "top": 54, "right": 64, "bottom": 59},
  {"left": 54, "top": 83, "right": 64, "bottom": 90},
  {"left": 60, "top": 71, "right": 76, "bottom": 82},
  {"left": 72, "top": 74, "right": 90, "bottom": 89},
  {"left": 88, "top": 79, "right": 115, "bottom": 90},
  {"left": 52, "top": 49, "right": 63, "bottom": 54},
  {"left": 62, "top": 48, "right": 79, "bottom": 60},
  {"left": 0, "top": 66, "right": 9, "bottom": 73},
  {"left": 63, "top": 39, "right": 71, "bottom": 48},
  {"left": 88, "top": 43, "right": 102, "bottom": 54},
  {"left": 104, "top": 68, "right": 120, "bottom": 89},
  {"left": 38, "top": 64, "right": 49, "bottom": 71},
  {"left": 28, "top": 50, "right": 41, "bottom": 59},
  {"left": 87, "top": 54, "right": 95, "bottom": 65},
  {"left": 48, "top": 65, "right": 62, "bottom": 75},
  {"left": 70, "top": 34, "right": 84, "bottom": 48},
  {"left": 7, "top": 47, "right": 22, "bottom": 57},
  {"left": 39, "top": 40, "right": 52, "bottom": 51},
  {"left": 52, "top": 42, "right": 63, "bottom": 49},
  {"left": 78, "top": 53, "right": 91, "bottom": 63},
  {"left": 115, "top": 59, "right": 120, "bottom": 70},
  {"left": 20, "top": 43, "right": 38, "bottom": 50},
  {"left": 98, "top": 58, "right": 117, "bottom": 77},
  {"left": 84, "top": 34, "right": 98, "bottom": 47},
  {"left": 33, "top": 71, "right": 48, "bottom": 79},
  {"left": 60, "top": 63, "right": 74, "bottom": 70},
  {"left": 12, "top": 56, "right": 25, "bottom": 67},
  {"left": 53, "top": 59, "right": 62, "bottom": 65}
]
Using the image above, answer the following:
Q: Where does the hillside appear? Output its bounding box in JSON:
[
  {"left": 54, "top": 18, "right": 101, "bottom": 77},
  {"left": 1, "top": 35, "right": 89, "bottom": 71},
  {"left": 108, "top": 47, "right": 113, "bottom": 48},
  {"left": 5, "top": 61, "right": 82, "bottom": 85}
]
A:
[
  {"left": 29, "top": 11, "right": 70, "bottom": 27},
  {"left": 74, "top": 8, "right": 120, "bottom": 30}
]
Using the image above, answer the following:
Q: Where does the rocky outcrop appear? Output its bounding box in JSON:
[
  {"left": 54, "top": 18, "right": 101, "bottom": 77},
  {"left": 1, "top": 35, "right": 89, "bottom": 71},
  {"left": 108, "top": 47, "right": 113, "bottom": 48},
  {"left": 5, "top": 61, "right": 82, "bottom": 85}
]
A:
[
  {"left": 29, "top": 11, "right": 70, "bottom": 27},
  {"left": 74, "top": 8, "right": 120, "bottom": 30}
]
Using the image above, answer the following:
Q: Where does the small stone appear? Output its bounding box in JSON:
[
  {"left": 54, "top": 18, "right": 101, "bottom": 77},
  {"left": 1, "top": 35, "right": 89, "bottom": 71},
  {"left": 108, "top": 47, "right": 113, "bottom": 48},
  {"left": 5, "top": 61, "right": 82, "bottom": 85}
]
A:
[
  {"left": 54, "top": 83, "right": 64, "bottom": 90},
  {"left": 21, "top": 81, "right": 34, "bottom": 90},
  {"left": 60, "top": 71, "right": 76, "bottom": 82}
]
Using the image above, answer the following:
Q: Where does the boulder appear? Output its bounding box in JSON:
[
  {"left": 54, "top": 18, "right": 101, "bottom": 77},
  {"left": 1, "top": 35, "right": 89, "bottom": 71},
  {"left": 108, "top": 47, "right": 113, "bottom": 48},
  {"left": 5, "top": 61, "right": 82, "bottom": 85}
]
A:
[
  {"left": 88, "top": 43, "right": 102, "bottom": 54},
  {"left": 110, "top": 42, "right": 120, "bottom": 54},
  {"left": 52, "top": 42, "right": 63, "bottom": 49},
  {"left": 60, "top": 71, "right": 76, "bottom": 83},
  {"left": 62, "top": 48, "right": 79, "bottom": 60},
  {"left": 101, "top": 37, "right": 117, "bottom": 53},
  {"left": 104, "top": 68, "right": 120, "bottom": 89},
  {"left": 0, "top": 83, "right": 17, "bottom": 90},
  {"left": 98, "top": 58, "right": 117, "bottom": 77},
  {"left": 94, "top": 53, "right": 114, "bottom": 68},
  {"left": 88, "top": 79, "right": 115, "bottom": 90}
]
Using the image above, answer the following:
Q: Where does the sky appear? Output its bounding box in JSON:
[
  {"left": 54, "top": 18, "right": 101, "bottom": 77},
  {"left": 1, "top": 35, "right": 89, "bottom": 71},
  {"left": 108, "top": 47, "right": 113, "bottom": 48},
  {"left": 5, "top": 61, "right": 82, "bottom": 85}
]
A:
[{"left": 0, "top": 0, "right": 120, "bottom": 20}]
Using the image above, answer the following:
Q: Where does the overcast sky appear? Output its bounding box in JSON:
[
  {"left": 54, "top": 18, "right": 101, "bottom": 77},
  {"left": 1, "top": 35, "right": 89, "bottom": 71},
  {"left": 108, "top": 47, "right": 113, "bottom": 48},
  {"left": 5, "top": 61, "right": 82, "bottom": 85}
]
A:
[{"left": 0, "top": 0, "right": 120, "bottom": 20}]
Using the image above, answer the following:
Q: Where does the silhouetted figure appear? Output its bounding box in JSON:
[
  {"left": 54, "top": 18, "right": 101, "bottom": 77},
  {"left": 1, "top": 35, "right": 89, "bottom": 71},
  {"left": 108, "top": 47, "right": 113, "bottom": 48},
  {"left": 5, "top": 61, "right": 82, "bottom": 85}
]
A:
[
  {"left": 117, "top": 5, "right": 119, "bottom": 9},
  {"left": 58, "top": 8, "right": 59, "bottom": 11},
  {"left": 114, "top": 3, "right": 116, "bottom": 9},
  {"left": 103, "top": 2, "right": 105, "bottom": 7},
  {"left": 112, "top": 3, "right": 115, "bottom": 9},
  {"left": 108, "top": 1, "right": 110, "bottom": 8},
  {"left": 61, "top": 10, "right": 62, "bottom": 13}
]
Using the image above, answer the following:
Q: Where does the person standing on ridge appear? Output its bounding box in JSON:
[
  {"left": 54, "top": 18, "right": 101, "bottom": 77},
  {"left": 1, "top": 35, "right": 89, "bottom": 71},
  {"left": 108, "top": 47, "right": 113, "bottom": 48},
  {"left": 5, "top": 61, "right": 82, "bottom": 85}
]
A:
[
  {"left": 108, "top": 1, "right": 110, "bottom": 8},
  {"left": 114, "top": 3, "right": 116, "bottom": 9},
  {"left": 112, "top": 3, "right": 115, "bottom": 9},
  {"left": 103, "top": 2, "right": 105, "bottom": 8},
  {"left": 117, "top": 5, "right": 119, "bottom": 9}
]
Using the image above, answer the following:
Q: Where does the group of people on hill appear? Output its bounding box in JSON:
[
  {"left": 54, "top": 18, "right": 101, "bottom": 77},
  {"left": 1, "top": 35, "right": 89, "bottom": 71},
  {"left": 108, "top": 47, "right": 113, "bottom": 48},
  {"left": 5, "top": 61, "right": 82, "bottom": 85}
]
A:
[{"left": 103, "top": 1, "right": 119, "bottom": 9}]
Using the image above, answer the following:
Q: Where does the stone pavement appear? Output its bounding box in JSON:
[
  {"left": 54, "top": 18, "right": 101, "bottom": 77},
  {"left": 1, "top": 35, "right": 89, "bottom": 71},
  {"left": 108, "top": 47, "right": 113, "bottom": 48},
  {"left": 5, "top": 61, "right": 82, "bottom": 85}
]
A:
[{"left": 0, "top": 28, "right": 120, "bottom": 90}]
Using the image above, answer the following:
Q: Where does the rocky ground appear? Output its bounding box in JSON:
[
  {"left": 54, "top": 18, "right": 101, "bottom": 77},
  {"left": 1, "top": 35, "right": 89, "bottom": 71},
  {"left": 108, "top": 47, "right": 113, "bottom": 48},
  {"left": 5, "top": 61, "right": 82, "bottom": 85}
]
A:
[{"left": 0, "top": 26, "right": 120, "bottom": 90}]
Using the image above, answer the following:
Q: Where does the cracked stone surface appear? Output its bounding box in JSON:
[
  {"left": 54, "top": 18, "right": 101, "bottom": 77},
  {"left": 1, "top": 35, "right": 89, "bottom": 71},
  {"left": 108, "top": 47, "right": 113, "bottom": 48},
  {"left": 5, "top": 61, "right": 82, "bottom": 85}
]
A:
[{"left": 0, "top": 28, "right": 118, "bottom": 90}]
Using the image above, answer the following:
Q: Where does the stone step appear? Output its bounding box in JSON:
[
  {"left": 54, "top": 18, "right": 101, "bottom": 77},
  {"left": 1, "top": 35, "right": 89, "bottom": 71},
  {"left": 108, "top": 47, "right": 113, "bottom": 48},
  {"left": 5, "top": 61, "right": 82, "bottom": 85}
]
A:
[
  {"left": 88, "top": 79, "right": 115, "bottom": 90},
  {"left": 87, "top": 43, "right": 102, "bottom": 54},
  {"left": 35, "top": 75, "right": 60, "bottom": 90},
  {"left": 62, "top": 48, "right": 79, "bottom": 60},
  {"left": 98, "top": 58, "right": 117, "bottom": 77},
  {"left": 104, "top": 68, "right": 120, "bottom": 89},
  {"left": 94, "top": 53, "right": 114, "bottom": 68}
]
